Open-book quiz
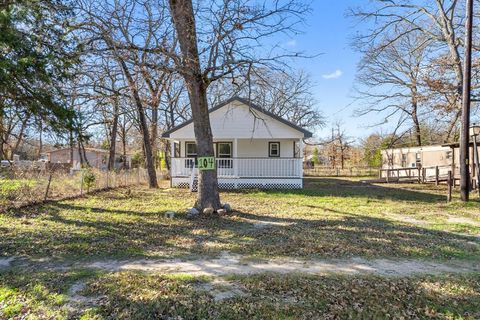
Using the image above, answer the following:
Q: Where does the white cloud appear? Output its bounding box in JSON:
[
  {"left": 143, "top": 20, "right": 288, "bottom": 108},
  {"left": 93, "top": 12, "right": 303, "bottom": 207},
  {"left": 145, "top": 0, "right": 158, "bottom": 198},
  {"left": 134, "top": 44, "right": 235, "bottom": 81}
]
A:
[
  {"left": 285, "top": 39, "right": 297, "bottom": 47},
  {"left": 322, "top": 69, "right": 343, "bottom": 80}
]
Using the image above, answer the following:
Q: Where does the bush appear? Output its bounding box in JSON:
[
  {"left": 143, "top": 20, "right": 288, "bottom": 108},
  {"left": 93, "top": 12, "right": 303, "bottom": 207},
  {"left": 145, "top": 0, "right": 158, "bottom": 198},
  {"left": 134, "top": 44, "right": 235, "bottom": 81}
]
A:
[{"left": 82, "top": 168, "right": 96, "bottom": 192}]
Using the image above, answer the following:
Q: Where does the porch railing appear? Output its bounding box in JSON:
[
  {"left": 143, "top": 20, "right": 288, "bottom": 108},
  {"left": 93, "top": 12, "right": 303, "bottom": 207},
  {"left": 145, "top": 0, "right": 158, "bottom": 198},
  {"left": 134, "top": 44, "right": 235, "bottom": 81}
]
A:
[{"left": 171, "top": 157, "right": 302, "bottom": 178}]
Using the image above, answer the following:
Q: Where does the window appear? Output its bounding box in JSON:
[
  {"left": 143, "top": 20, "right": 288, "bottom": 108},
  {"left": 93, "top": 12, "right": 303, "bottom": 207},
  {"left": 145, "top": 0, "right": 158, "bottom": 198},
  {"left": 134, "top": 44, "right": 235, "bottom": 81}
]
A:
[
  {"left": 446, "top": 151, "right": 452, "bottom": 160},
  {"left": 217, "top": 142, "right": 232, "bottom": 158},
  {"left": 185, "top": 142, "right": 197, "bottom": 168},
  {"left": 269, "top": 142, "right": 280, "bottom": 157},
  {"left": 414, "top": 152, "right": 422, "bottom": 168},
  {"left": 173, "top": 142, "right": 180, "bottom": 158},
  {"left": 401, "top": 154, "right": 407, "bottom": 168},
  {"left": 293, "top": 141, "right": 300, "bottom": 158},
  {"left": 185, "top": 142, "right": 197, "bottom": 157},
  {"left": 415, "top": 152, "right": 421, "bottom": 165},
  {"left": 217, "top": 142, "right": 232, "bottom": 168}
]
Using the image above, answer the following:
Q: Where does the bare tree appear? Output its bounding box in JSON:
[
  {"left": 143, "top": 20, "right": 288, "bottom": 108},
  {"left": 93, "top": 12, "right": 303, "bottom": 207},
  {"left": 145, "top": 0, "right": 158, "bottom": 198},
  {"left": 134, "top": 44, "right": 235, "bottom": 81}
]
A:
[
  {"left": 321, "top": 122, "right": 354, "bottom": 169},
  {"left": 355, "top": 30, "right": 429, "bottom": 146},
  {"left": 351, "top": 0, "right": 480, "bottom": 142},
  {"left": 91, "top": 57, "right": 127, "bottom": 170},
  {"left": 75, "top": 0, "right": 178, "bottom": 187}
]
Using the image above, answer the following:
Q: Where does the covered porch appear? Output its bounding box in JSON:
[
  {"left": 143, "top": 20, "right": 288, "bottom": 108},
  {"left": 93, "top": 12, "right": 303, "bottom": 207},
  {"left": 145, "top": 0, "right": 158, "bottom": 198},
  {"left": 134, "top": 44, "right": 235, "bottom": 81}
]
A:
[{"left": 169, "top": 138, "right": 304, "bottom": 189}]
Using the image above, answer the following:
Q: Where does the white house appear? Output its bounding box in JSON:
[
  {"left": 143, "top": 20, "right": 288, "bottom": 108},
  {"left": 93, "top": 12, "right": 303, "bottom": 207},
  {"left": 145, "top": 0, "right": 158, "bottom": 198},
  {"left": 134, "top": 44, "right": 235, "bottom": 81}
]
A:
[{"left": 161, "top": 97, "right": 313, "bottom": 190}]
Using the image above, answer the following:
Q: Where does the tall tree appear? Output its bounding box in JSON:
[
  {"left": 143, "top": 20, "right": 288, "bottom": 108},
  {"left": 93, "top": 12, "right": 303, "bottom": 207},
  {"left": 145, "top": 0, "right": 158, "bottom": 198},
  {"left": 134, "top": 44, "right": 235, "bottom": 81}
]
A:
[
  {"left": 0, "top": 0, "right": 78, "bottom": 159},
  {"left": 355, "top": 31, "right": 429, "bottom": 146},
  {"left": 75, "top": 0, "right": 176, "bottom": 187},
  {"left": 168, "top": 0, "right": 221, "bottom": 210}
]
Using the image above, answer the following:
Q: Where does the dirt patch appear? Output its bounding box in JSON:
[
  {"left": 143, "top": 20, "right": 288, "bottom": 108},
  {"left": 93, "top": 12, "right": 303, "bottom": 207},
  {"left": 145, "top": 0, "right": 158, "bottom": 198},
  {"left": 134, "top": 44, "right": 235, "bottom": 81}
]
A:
[
  {"left": 240, "top": 218, "right": 296, "bottom": 229},
  {"left": 80, "top": 253, "right": 479, "bottom": 277},
  {"left": 252, "top": 221, "right": 295, "bottom": 229},
  {"left": 194, "top": 279, "right": 247, "bottom": 301},
  {"left": 447, "top": 216, "right": 480, "bottom": 227},
  {"left": 5, "top": 252, "right": 480, "bottom": 277},
  {"left": 392, "top": 215, "right": 430, "bottom": 225},
  {"left": 66, "top": 279, "right": 105, "bottom": 315}
]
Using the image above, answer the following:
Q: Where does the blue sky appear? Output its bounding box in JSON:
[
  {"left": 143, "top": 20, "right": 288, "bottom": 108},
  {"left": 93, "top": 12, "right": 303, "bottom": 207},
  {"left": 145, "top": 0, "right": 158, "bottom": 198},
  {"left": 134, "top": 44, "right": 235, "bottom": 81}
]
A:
[{"left": 281, "top": 0, "right": 386, "bottom": 141}]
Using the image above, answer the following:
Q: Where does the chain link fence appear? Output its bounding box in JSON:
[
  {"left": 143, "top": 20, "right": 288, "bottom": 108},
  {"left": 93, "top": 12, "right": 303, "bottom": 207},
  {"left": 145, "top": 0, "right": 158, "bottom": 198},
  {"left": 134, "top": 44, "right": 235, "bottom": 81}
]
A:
[{"left": 0, "top": 166, "right": 152, "bottom": 211}]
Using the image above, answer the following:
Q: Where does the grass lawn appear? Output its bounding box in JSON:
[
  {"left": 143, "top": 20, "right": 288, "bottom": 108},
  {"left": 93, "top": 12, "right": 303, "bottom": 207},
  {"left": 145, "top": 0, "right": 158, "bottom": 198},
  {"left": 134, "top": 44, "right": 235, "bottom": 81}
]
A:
[
  {"left": 1, "top": 177, "right": 480, "bottom": 318},
  {"left": 1, "top": 268, "right": 479, "bottom": 319},
  {"left": 1, "top": 177, "right": 479, "bottom": 260}
]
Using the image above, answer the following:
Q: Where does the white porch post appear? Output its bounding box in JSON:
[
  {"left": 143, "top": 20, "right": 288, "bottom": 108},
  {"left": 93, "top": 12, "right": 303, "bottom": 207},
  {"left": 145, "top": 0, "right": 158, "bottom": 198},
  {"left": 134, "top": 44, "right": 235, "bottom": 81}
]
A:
[
  {"left": 233, "top": 138, "right": 238, "bottom": 181},
  {"left": 170, "top": 140, "right": 175, "bottom": 158},
  {"left": 169, "top": 140, "right": 175, "bottom": 187},
  {"left": 299, "top": 138, "right": 304, "bottom": 179}
]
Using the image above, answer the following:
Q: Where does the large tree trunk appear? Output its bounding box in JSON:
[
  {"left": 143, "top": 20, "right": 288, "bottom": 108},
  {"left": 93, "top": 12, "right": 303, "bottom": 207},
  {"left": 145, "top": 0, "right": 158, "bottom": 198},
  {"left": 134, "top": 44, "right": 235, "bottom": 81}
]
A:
[
  {"left": 168, "top": 0, "right": 221, "bottom": 210},
  {"left": 120, "top": 120, "right": 128, "bottom": 169},
  {"left": 12, "top": 116, "right": 29, "bottom": 157},
  {"left": 69, "top": 129, "right": 74, "bottom": 165},
  {"left": 150, "top": 104, "right": 158, "bottom": 169},
  {"left": 38, "top": 119, "right": 43, "bottom": 158},
  {"left": 135, "top": 98, "right": 158, "bottom": 188},
  {"left": 108, "top": 100, "right": 119, "bottom": 171},
  {"left": 411, "top": 104, "right": 422, "bottom": 147}
]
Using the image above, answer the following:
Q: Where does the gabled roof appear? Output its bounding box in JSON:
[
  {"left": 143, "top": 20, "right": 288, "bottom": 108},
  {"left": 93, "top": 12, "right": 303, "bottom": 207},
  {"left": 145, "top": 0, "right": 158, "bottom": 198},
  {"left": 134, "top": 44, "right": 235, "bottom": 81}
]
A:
[{"left": 161, "top": 96, "right": 313, "bottom": 138}]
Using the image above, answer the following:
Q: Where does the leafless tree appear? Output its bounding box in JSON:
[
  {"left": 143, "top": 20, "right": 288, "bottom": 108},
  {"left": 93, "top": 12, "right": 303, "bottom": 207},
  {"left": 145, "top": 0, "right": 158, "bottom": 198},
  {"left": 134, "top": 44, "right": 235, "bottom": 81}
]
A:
[
  {"left": 75, "top": 0, "right": 179, "bottom": 187},
  {"left": 351, "top": 0, "right": 480, "bottom": 143},
  {"left": 322, "top": 122, "right": 354, "bottom": 169},
  {"left": 355, "top": 30, "right": 429, "bottom": 146},
  {"left": 0, "top": 108, "right": 32, "bottom": 160},
  {"left": 90, "top": 57, "right": 128, "bottom": 170}
]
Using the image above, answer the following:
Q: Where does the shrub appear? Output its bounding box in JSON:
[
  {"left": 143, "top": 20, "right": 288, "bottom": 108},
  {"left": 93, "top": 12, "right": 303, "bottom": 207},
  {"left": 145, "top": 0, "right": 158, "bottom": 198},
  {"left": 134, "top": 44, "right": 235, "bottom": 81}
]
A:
[{"left": 82, "top": 168, "right": 96, "bottom": 192}]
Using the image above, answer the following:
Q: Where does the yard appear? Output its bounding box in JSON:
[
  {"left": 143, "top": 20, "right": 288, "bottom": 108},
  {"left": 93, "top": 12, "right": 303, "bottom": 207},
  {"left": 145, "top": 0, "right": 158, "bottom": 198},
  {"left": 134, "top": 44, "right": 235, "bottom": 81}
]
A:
[{"left": 1, "top": 177, "right": 479, "bottom": 319}]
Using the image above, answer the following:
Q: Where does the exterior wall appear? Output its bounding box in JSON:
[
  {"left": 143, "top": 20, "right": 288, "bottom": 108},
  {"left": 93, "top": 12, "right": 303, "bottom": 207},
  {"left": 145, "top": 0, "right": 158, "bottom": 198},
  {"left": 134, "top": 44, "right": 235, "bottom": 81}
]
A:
[
  {"left": 48, "top": 148, "right": 129, "bottom": 170},
  {"left": 49, "top": 149, "right": 74, "bottom": 164},
  {"left": 382, "top": 145, "right": 452, "bottom": 169},
  {"left": 170, "top": 100, "right": 304, "bottom": 140},
  {"left": 237, "top": 139, "right": 295, "bottom": 158}
]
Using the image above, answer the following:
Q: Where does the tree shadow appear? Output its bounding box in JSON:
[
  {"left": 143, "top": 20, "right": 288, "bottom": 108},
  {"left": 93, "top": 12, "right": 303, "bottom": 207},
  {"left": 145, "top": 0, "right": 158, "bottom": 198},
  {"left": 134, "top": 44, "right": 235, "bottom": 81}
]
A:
[
  {"left": 1, "top": 266, "right": 478, "bottom": 319},
  {"left": 239, "top": 177, "right": 448, "bottom": 203},
  {"left": 229, "top": 210, "right": 479, "bottom": 259},
  {"left": 2, "top": 196, "right": 478, "bottom": 261}
]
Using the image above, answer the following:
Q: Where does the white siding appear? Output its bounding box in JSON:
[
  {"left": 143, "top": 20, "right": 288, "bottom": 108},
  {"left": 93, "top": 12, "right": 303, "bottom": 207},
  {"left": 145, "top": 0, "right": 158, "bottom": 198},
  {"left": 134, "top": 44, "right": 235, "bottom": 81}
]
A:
[
  {"left": 237, "top": 139, "right": 295, "bottom": 158},
  {"left": 170, "top": 100, "right": 304, "bottom": 139}
]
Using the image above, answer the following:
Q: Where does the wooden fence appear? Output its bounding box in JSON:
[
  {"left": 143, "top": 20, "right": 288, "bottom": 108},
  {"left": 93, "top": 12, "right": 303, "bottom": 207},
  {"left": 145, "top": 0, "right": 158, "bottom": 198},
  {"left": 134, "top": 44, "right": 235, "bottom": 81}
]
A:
[{"left": 379, "top": 165, "right": 458, "bottom": 185}]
